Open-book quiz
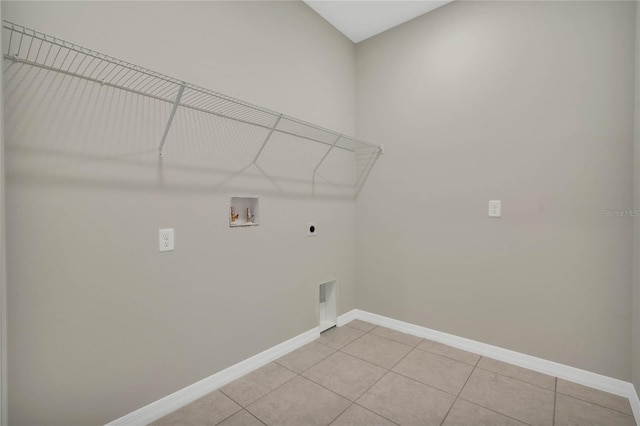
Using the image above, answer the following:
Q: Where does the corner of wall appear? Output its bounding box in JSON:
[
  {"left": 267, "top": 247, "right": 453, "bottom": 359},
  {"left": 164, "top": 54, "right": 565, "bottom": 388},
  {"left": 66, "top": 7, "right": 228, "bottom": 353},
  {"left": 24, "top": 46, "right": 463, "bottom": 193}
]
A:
[
  {"left": 633, "top": 0, "right": 640, "bottom": 397},
  {"left": 0, "top": 3, "right": 7, "bottom": 423}
]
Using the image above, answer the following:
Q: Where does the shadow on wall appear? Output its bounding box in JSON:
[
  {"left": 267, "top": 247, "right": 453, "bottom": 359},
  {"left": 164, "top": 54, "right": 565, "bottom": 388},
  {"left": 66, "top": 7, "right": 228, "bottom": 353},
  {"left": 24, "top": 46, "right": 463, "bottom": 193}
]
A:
[{"left": 4, "top": 59, "right": 379, "bottom": 199}]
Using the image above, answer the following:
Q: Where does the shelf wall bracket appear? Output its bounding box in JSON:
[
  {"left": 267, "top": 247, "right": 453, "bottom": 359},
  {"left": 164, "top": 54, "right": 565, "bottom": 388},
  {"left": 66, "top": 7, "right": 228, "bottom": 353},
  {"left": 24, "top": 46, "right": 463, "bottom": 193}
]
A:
[
  {"left": 313, "top": 134, "right": 342, "bottom": 175},
  {"left": 252, "top": 114, "right": 283, "bottom": 166},
  {"left": 158, "top": 82, "right": 186, "bottom": 158}
]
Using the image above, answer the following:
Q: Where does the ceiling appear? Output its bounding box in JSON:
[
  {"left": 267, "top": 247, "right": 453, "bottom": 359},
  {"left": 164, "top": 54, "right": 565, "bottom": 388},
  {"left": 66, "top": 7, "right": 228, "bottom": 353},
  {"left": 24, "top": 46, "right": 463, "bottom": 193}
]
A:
[{"left": 304, "top": 1, "right": 453, "bottom": 44}]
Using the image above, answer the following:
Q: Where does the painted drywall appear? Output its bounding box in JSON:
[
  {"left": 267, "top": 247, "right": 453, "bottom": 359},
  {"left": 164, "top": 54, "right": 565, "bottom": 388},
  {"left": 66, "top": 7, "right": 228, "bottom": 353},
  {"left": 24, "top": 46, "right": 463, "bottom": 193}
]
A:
[
  {"left": 0, "top": 4, "right": 7, "bottom": 424},
  {"left": 634, "top": 0, "right": 640, "bottom": 395},
  {"left": 356, "top": 1, "right": 635, "bottom": 380},
  {"left": 2, "top": 1, "right": 358, "bottom": 425}
]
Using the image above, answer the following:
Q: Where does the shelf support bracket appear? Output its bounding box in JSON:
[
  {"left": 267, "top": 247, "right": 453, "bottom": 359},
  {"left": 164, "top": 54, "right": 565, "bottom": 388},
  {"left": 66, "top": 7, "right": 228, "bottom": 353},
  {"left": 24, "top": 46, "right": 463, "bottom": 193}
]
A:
[
  {"left": 313, "top": 134, "right": 342, "bottom": 175},
  {"left": 252, "top": 114, "right": 283, "bottom": 166},
  {"left": 158, "top": 82, "right": 186, "bottom": 157}
]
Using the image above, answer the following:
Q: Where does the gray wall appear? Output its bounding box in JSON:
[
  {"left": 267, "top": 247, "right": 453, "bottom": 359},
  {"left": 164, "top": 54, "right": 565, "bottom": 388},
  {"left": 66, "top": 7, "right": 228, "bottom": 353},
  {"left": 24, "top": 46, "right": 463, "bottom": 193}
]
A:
[
  {"left": 0, "top": 3, "right": 7, "bottom": 424},
  {"left": 2, "top": 1, "right": 358, "bottom": 425},
  {"left": 634, "top": 0, "right": 640, "bottom": 396},
  {"left": 355, "top": 1, "right": 635, "bottom": 380}
]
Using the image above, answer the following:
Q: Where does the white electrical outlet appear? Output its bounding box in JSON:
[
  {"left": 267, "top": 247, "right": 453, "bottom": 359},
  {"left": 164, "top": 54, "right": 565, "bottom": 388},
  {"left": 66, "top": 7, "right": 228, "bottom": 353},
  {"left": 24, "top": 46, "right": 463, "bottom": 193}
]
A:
[
  {"left": 489, "top": 200, "right": 501, "bottom": 218},
  {"left": 159, "top": 228, "right": 175, "bottom": 252},
  {"left": 307, "top": 222, "right": 317, "bottom": 237}
]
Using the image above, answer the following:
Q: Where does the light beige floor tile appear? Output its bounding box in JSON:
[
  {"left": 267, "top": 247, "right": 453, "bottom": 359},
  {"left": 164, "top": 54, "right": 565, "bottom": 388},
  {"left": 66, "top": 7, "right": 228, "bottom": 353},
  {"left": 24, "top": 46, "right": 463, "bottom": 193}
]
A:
[
  {"left": 221, "top": 362, "right": 296, "bottom": 407},
  {"left": 303, "top": 351, "right": 386, "bottom": 401},
  {"left": 357, "top": 372, "right": 455, "bottom": 425},
  {"left": 417, "top": 340, "right": 480, "bottom": 366},
  {"left": 247, "top": 376, "right": 350, "bottom": 426},
  {"left": 370, "top": 326, "right": 422, "bottom": 347},
  {"left": 554, "top": 394, "right": 636, "bottom": 426},
  {"left": 330, "top": 404, "right": 396, "bottom": 426},
  {"left": 392, "top": 348, "right": 474, "bottom": 395},
  {"left": 342, "top": 333, "right": 412, "bottom": 369},
  {"left": 459, "top": 368, "right": 554, "bottom": 426},
  {"left": 477, "top": 357, "right": 555, "bottom": 390},
  {"left": 217, "top": 410, "right": 265, "bottom": 426},
  {"left": 345, "top": 320, "right": 377, "bottom": 332},
  {"left": 556, "top": 379, "right": 633, "bottom": 415},
  {"left": 150, "top": 391, "right": 241, "bottom": 426},
  {"left": 318, "top": 326, "right": 365, "bottom": 350},
  {"left": 276, "top": 341, "right": 336, "bottom": 373},
  {"left": 442, "top": 399, "right": 526, "bottom": 426}
]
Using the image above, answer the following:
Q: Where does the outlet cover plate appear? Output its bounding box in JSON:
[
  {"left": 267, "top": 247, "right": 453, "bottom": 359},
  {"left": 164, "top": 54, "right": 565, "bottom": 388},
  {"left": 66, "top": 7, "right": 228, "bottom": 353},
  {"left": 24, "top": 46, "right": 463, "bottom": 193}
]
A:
[
  {"left": 489, "top": 200, "right": 501, "bottom": 218},
  {"left": 159, "top": 228, "right": 175, "bottom": 252}
]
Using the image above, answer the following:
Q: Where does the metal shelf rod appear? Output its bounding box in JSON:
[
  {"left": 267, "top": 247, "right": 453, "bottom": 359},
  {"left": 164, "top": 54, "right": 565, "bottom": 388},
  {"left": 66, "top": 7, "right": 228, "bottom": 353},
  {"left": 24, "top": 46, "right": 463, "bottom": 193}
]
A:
[
  {"left": 158, "top": 83, "right": 186, "bottom": 157},
  {"left": 252, "top": 114, "right": 283, "bottom": 165},
  {"left": 313, "top": 134, "right": 342, "bottom": 175}
]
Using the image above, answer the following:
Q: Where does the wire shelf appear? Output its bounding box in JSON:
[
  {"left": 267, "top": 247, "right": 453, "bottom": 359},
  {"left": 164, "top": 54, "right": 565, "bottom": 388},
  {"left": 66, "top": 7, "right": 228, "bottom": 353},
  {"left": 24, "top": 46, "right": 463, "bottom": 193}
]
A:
[{"left": 2, "top": 20, "right": 382, "bottom": 184}]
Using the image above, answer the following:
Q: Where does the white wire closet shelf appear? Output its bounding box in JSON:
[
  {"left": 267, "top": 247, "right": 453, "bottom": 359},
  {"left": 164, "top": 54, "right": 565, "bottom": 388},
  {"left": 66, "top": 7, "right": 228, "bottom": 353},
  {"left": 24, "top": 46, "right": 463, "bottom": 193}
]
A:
[{"left": 2, "top": 20, "right": 383, "bottom": 190}]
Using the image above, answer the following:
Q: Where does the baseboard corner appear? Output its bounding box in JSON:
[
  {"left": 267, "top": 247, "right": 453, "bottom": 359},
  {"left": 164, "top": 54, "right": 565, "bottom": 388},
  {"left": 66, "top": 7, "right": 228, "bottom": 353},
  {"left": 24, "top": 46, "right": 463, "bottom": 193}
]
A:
[
  {"left": 628, "top": 383, "right": 640, "bottom": 425},
  {"left": 105, "top": 326, "right": 319, "bottom": 426},
  {"left": 350, "top": 309, "right": 639, "bottom": 423},
  {"left": 336, "top": 308, "right": 360, "bottom": 326}
]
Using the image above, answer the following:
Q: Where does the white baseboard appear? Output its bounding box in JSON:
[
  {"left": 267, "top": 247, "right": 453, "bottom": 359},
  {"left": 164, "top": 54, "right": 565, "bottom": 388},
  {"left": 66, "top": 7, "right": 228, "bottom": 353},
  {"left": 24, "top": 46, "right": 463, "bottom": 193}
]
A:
[
  {"left": 105, "top": 327, "right": 320, "bottom": 426},
  {"left": 108, "top": 310, "right": 640, "bottom": 426},
  {"left": 341, "top": 309, "right": 639, "bottom": 424},
  {"left": 336, "top": 308, "right": 358, "bottom": 326},
  {"left": 630, "top": 385, "right": 640, "bottom": 425}
]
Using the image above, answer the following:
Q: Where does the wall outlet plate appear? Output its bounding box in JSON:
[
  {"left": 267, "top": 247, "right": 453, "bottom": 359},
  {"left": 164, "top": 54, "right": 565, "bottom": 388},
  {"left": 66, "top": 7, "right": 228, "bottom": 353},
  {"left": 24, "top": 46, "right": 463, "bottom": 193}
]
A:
[
  {"left": 159, "top": 228, "right": 175, "bottom": 252},
  {"left": 307, "top": 222, "right": 317, "bottom": 237},
  {"left": 489, "top": 200, "right": 501, "bottom": 218}
]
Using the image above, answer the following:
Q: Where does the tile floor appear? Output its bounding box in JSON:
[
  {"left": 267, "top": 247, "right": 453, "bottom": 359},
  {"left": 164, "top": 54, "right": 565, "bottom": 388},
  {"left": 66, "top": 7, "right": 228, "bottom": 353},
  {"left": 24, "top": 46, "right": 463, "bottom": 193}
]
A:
[{"left": 151, "top": 320, "right": 637, "bottom": 426}]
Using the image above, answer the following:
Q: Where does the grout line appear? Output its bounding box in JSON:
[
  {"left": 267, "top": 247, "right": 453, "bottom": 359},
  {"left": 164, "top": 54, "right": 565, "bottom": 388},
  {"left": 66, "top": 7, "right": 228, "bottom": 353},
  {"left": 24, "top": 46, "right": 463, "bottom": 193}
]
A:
[
  {"left": 342, "top": 323, "right": 375, "bottom": 334},
  {"left": 267, "top": 338, "right": 382, "bottom": 416},
  {"left": 454, "top": 363, "right": 553, "bottom": 425},
  {"left": 299, "top": 374, "right": 357, "bottom": 402},
  {"left": 292, "top": 354, "right": 381, "bottom": 404},
  {"left": 445, "top": 360, "right": 543, "bottom": 426},
  {"left": 414, "top": 336, "right": 586, "bottom": 397},
  {"left": 369, "top": 327, "right": 424, "bottom": 350},
  {"left": 317, "top": 326, "right": 367, "bottom": 351},
  {"left": 212, "top": 406, "right": 243, "bottom": 426},
  {"left": 313, "top": 339, "right": 339, "bottom": 350},
  {"left": 245, "top": 409, "right": 267, "bottom": 426},
  {"left": 456, "top": 397, "right": 535, "bottom": 426},
  {"left": 439, "top": 362, "right": 477, "bottom": 426},
  {"left": 274, "top": 361, "right": 302, "bottom": 376},
  {"left": 330, "top": 349, "right": 389, "bottom": 372},
  {"left": 473, "top": 365, "right": 556, "bottom": 393},
  {"left": 455, "top": 353, "right": 558, "bottom": 393},
  {"left": 369, "top": 349, "right": 478, "bottom": 399},
  {"left": 305, "top": 323, "right": 402, "bottom": 425},
  {"left": 327, "top": 403, "right": 354, "bottom": 426},
  {"left": 330, "top": 336, "right": 417, "bottom": 422},
  {"left": 413, "top": 341, "right": 481, "bottom": 367},
  {"left": 553, "top": 377, "right": 557, "bottom": 426},
  {"left": 352, "top": 402, "right": 401, "bottom": 426},
  {"left": 417, "top": 345, "right": 557, "bottom": 393},
  {"left": 556, "top": 392, "right": 636, "bottom": 418},
  {"left": 389, "top": 370, "right": 459, "bottom": 398},
  {"left": 224, "top": 369, "right": 299, "bottom": 410},
  {"left": 325, "top": 401, "right": 352, "bottom": 426},
  {"left": 274, "top": 340, "right": 337, "bottom": 375},
  {"left": 218, "top": 389, "right": 245, "bottom": 409},
  {"left": 296, "top": 353, "right": 390, "bottom": 404},
  {"left": 368, "top": 327, "right": 424, "bottom": 348}
]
